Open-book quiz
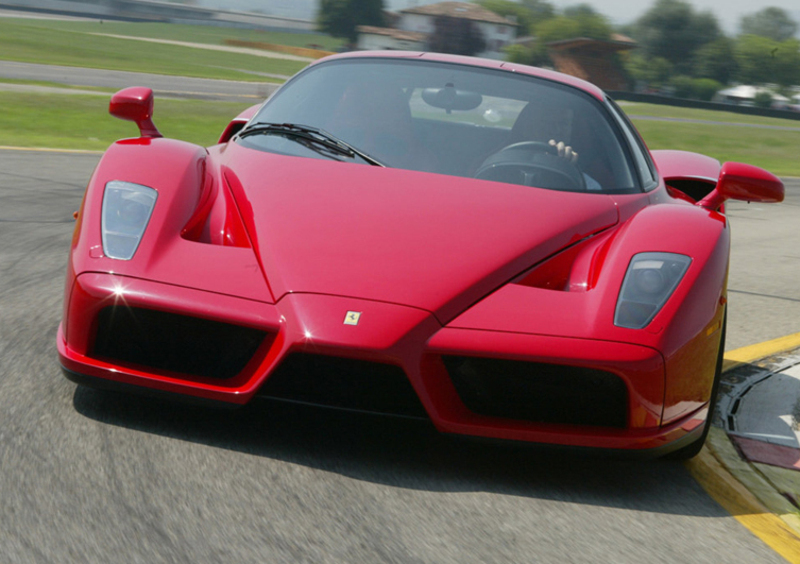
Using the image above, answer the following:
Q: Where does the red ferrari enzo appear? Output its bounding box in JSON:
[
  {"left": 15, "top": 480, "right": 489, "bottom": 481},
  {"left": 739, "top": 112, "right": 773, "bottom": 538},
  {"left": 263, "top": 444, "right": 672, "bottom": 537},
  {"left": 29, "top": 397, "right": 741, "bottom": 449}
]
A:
[{"left": 58, "top": 51, "right": 783, "bottom": 458}]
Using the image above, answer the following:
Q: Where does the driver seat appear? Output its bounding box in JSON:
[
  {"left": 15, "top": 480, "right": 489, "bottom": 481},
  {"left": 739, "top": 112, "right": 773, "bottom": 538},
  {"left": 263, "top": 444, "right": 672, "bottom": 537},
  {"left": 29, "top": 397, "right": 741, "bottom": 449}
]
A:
[
  {"left": 326, "top": 83, "right": 434, "bottom": 172},
  {"left": 508, "top": 101, "right": 613, "bottom": 189}
]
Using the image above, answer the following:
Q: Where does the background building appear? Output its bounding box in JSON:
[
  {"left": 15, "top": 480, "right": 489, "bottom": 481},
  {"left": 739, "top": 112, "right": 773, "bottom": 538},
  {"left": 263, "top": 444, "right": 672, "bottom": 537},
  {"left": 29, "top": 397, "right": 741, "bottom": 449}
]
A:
[{"left": 357, "top": 2, "right": 518, "bottom": 60}]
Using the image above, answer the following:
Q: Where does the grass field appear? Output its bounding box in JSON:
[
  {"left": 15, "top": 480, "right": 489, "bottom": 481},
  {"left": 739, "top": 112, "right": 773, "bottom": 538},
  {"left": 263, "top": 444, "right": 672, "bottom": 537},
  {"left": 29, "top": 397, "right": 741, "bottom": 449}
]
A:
[
  {"left": 19, "top": 19, "right": 344, "bottom": 51},
  {"left": 0, "top": 91, "right": 252, "bottom": 150},
  {"left": 0, "top": 19, "right": 309, "bottom": 82},
  {"left": 0, "top": 15, "right": 797, "bottom": 176},
  {"left": 622, "top": 101, "right": 800, "bottom": 128},
  {"left": 624, "top": 103, "right": 800, "bottom": 177},
  {"left": 633, "top": 120, "right": 800, "bottom": 177},
  {"left": 1, "top": 93, "right": 799, "bottom": 176}
]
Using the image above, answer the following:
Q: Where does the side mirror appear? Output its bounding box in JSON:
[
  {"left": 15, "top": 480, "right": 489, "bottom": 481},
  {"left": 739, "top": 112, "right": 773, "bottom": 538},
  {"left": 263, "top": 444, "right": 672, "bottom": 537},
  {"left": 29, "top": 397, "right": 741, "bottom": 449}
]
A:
[
  {"left": 109, "top": 87, "right": 162, "bottom": 139},
  {"left": 697, "top": 161, "right": 783, "bottom": 211}
]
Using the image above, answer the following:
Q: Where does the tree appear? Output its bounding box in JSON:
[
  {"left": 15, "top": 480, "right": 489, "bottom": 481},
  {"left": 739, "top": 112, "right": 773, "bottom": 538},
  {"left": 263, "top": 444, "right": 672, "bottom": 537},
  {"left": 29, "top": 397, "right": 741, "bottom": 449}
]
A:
[
  {"left": 502, "top": 40, "right": 550, "bottom": 68},
  {"left": 740, "top": 7, "right": 798, "bottom": 42},
  {"left": 692, "top": 37, "right": 739, "bottom": 84},
  {"left": 534, "top": 16, "right": 580, "bottom": 43},
  {"left": 691, "top": 78, "right": 724, "bottom": 101},
  {"left": 479, "top": 0, "right": 556, "bottom": 37},
  {"left": 562, "top": 3, "right": 600, "bottom": 18},
  {"left": 632, "top": 0, "right": 721, "bottom": 75},
  {"left": 753, "top": 91, "right": 774, "bottom": 108},
  {"left": 317, "top": 0, "right": 385, "bottom": 44},
  {"left": 534, "top": 10, "right": 612, "bottom": 43},
  {"left": 772, "top": 39, "right": 800, "bottom": 87},
  {"left": 624, "top": 52, "right": 673, "bottom": 89},
  {"left": 734, "top": 34, "right": 777, "bottom": 84},
  {"left": 494, "top": 3, "right": 610, "bottom": 68},
  {"left": 478, "top": 0, "right": 538, "bottom": 36},
  {"left": 735, "top": 35, "right": 800, "bottom": 87},
  {"left": 428, "top": 15, "right": 487, "bottom": 56},
  {"left": 670, "top": 75, "right": 722, "bottom": 100},
  {"left": 519, "top": 0, "right": 555, "bottom": 22}
]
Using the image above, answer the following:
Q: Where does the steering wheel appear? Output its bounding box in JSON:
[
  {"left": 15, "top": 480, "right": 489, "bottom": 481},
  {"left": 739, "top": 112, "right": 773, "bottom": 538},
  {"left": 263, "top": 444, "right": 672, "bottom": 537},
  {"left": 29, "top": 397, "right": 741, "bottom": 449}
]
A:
[{"left": 474, "top": 141, "right": 586, "bottom": 191}]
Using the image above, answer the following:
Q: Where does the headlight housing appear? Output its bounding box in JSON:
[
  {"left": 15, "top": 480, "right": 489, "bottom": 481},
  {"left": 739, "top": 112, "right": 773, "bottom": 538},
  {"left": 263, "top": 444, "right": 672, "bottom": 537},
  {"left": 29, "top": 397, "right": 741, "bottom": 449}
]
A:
[
  {"left": 614, "top": 252, "right": 691, "bottom": 329},
  {"left": 101, "top": 181, "right": 158, "bottom": 260}
]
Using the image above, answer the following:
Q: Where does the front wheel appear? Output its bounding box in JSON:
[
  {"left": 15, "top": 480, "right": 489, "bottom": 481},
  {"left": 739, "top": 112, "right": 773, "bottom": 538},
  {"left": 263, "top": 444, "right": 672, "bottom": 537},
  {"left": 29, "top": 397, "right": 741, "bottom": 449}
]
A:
[{"left": 666, "top": 312, "right": 726, "bottom": 460}]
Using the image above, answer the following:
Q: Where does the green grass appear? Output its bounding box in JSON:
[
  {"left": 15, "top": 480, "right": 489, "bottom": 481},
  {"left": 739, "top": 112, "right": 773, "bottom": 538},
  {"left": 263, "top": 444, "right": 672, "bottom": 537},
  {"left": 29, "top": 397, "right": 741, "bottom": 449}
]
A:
[
  {"left": 2, "top": 91, "right": 799, "bottom": 177},
  {"left": 621, "top": 101, "right": 800, "bottom": 128},
  {"left": 621, "top": 103, "right": 800, "bottom": 176},
  {"left": 0, "top": 19, "right": 309, "bottom": 82},
  {"left": 17, "top": 19, "right": 344, "bottom": 51},
  {"left": 0, "top": 91, "right": 252, "bottom": 150},
  {"left": 632, "top": 120, "right": 800, "bottom": 177}
]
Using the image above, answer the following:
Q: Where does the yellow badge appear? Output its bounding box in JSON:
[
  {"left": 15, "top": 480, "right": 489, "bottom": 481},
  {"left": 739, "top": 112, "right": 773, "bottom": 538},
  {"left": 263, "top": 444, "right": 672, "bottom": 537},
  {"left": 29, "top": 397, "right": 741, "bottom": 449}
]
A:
[{"left": 344, "top": 311, "right": 361, "bottom": 326}]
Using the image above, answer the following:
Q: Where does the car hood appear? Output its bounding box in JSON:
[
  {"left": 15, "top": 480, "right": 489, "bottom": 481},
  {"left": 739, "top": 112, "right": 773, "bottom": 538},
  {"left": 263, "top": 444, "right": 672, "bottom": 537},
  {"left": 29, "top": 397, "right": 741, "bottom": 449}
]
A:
[{"left": 221, "top": 145, "right": 619, "bottom": 323}]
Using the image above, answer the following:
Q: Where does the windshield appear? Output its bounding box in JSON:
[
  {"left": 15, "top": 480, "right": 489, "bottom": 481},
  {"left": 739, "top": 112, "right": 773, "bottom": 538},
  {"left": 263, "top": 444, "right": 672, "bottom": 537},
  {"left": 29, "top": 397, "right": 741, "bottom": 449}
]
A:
[{"left": 244, "top": 58, "right": 639, "bottom": 194}]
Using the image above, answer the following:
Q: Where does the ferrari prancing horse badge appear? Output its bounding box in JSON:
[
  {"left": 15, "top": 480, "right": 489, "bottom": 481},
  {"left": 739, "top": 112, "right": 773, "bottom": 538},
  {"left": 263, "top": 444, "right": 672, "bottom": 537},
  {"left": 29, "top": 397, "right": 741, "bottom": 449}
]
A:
[{"left": 344, "top": 311, "right": 361, "bottom": 325}]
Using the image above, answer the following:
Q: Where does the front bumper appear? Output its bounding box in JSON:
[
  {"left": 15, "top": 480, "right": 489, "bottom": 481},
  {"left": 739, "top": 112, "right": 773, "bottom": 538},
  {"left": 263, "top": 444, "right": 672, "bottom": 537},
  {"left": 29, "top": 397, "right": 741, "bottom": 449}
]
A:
[{"left": 59, "top": 272, "right": 707, "bottom": 454}]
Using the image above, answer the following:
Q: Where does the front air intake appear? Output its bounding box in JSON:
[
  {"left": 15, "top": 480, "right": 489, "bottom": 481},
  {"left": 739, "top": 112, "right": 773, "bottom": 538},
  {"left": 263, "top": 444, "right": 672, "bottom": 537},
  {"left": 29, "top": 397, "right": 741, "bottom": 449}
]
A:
[
  {"left": 258, "top": 353, "right": 428, "bottom": 418},
  {"left": 443, "top": 356, "right": 628, "bottom": 428},
  {"left": 92, "top": 306, "right": 268, "bottom": 380}
]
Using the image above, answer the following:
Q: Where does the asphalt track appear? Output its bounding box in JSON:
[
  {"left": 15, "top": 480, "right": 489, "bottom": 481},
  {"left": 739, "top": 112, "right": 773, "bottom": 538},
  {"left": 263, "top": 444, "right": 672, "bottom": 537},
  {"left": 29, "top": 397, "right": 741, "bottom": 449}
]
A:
[
  {"left": 0, "top": 60, "right": 280, "bottom": 101},
  {"left": 1, "top": 148, "right": 797, "bottom": 562}
]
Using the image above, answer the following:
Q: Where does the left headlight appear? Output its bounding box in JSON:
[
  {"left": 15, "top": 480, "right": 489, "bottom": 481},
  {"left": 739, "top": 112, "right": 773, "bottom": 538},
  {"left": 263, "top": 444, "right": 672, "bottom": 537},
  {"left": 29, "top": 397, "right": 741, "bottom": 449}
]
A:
[
  {"left": 614, "top": 252, "right": 691, "bottom": 329},
  {"left": 101, "top": 181, "right": 158, "bottom": 260}
]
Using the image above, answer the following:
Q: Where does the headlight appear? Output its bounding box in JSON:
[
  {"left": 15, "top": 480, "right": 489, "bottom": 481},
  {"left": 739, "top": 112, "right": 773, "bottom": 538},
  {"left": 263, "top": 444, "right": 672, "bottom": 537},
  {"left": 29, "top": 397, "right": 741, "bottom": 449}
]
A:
[
  {"left": 614, "top": 252, "right": 691, "bottom": 329},
  {"left": 101, "top": 181, "right": 158, "bottom": 260}
]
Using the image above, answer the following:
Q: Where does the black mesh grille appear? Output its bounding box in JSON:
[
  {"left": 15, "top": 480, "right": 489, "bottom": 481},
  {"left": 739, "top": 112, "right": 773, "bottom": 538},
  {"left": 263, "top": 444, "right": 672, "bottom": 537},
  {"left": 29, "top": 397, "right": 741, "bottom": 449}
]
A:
[
  {"left": 443, "top": 356, "right": 628, "bottom": 428},
  {"left": 92, "top": 306, "right": 268, "bottom": 380},
  {"left": 258, "top": 354, "right": 428, "bottom": 418}
]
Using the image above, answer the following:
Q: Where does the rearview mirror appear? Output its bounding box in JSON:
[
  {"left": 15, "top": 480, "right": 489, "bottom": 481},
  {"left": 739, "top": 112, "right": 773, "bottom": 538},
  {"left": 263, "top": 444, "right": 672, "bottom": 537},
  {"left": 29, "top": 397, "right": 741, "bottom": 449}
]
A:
[
  {"left": 697, "top": 162, "right": 783, "bottom": 211},
  {"left": 109, "top": 87, "right": 162, "bottom": 139},
  {"left": 422, "top": 83, "right": 483, "bottom": 113}
]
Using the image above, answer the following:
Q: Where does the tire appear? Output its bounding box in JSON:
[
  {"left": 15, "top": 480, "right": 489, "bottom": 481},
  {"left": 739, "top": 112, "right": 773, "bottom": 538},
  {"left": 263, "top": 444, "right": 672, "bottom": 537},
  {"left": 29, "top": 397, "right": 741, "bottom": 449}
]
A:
[{"left": 666, "top": 312, "right": 727, "bottom": 460}]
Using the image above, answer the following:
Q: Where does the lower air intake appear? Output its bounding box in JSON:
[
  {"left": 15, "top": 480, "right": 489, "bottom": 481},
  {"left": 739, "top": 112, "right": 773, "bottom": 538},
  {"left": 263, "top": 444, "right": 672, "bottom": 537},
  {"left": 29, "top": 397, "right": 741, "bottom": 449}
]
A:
[
  {"left": 443, "top": 356, "right": 627, "bottom": 428},
  {"left": 259, "top": 354, "right": 428, "bottom": 418},
  {"left": 92, "top": 306, "right": 267, "bottom": 380}
]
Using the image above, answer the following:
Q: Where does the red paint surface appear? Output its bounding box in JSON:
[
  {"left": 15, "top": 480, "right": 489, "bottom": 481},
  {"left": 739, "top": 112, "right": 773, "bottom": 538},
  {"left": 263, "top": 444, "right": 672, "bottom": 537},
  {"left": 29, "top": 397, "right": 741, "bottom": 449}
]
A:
[
  {"left": 716, "top": 161, "right": 784, "bottom": 204},
  {"left": 221, "top": 144, "right": 618, "bottom": 323},
  {"left": 652, "top": 150, "right": 721, "bottom": 183},
  {"left": 731, "top": 435, "right": 800, "bottom": 471},
  {"left": 109, "top": 87, "right": 162, "bottom": 138}
]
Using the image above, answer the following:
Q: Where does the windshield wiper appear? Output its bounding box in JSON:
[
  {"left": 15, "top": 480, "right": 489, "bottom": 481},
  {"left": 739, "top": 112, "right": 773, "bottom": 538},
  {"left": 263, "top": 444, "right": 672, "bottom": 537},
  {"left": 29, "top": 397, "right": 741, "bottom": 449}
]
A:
[{"left": 238, "top": 122, "right": 385, "bottom": 167}]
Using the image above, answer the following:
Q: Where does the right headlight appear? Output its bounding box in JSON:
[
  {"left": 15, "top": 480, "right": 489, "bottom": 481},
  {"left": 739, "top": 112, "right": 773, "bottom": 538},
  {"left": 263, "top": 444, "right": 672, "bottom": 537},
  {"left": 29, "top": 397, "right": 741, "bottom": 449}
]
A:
[
  {"left": 614, "top": 252, "right": 692, "bottom": 329},
  {"left": 101, "top": 181, "right": 158, "bottom": 260}
]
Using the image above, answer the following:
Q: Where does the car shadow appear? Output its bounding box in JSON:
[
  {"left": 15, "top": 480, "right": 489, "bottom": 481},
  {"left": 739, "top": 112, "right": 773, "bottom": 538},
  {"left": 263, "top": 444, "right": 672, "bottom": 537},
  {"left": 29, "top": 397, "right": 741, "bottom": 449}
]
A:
[{"left": 72, "top": 384, "right": 727, "bottom": 518}]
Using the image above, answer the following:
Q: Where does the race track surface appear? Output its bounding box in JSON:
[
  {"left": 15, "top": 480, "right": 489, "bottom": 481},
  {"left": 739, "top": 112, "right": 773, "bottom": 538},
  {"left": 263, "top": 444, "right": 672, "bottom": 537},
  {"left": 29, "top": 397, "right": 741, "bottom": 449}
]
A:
[{"left": 0, "top": 61, "right": 279, "bottom": 101}]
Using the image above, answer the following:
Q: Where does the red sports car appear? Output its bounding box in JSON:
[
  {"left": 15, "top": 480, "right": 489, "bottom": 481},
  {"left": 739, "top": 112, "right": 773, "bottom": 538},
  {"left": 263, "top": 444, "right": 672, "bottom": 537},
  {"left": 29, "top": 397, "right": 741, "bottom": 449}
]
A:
[{"left": 58, "top": 51, "right": 783, "bottom": 458}]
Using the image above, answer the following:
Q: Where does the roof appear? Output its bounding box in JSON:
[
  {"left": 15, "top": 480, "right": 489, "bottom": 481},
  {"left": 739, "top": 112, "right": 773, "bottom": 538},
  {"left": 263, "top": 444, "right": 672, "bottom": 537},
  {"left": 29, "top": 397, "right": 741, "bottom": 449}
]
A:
[
  {"left": 357, "top": 26, "right": 427, "bottom": 42},
  {"left": 399, "top": 2, "right": 518, "bottom": 26},
  {"left": 311, "top": 51, "right": 606, "bottom": 101},
  {"left": 716, "top": 85, "right": 789, "bottom": 102},
  {"left": 611, "top": 33, "right": 636, "bottom": 44}
]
